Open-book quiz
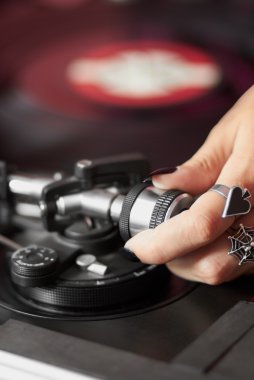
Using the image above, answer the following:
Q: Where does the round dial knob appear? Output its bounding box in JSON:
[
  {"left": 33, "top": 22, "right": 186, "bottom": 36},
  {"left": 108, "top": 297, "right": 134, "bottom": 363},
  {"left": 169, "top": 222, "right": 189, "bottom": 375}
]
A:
[{"left": 11, "top": 245, "right": 59, "bottom": 286}]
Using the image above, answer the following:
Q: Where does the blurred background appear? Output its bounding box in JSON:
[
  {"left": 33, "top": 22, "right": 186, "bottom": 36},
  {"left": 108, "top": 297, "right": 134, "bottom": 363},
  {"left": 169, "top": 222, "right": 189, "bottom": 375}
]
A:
[{"left": 0, "top": 0, "right": 253, "bottom": 172}]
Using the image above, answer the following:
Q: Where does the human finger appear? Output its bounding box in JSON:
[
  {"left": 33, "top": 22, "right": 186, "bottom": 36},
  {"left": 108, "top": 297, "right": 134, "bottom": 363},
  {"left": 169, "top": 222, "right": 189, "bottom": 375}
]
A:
[
  {"left": 124, "top": 190, "right": 234, "bottom": 264},
  {"left": 151, "top": 86, "right": 254, "bottom": 194},
  {"left": 151, "top": 114, "right": 236, "bottom": 194},
  {"left": 167, "top": 208, "right": 254, "bottom": 284},
  {"left": 166, "top": 233, "right": 245, "bottom": 284}
]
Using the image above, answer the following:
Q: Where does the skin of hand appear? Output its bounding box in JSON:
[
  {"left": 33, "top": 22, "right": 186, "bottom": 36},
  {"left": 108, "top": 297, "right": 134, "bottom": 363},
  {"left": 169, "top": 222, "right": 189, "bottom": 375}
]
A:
[{"left": 125, "top": 85, "right": 254, "bottom": 285}]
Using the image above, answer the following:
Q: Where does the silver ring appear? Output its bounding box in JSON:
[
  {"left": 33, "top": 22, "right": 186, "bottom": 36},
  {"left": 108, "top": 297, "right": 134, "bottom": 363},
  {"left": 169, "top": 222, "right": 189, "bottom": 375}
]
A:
[
  {"left": 228, "top": 224, "right": 254, "bottom": 265},
  {"left": 210, "top": 184, "right": 230, "bottom": 199},
  {"left": 210, "top": 184, "right": 251, "bottom": 218}
]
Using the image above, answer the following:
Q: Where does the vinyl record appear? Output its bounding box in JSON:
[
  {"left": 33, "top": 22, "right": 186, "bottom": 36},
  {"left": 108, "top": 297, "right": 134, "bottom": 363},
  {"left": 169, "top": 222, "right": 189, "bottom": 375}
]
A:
[{"left": 0, "top": 1, "right": 253, "bottom": 170}]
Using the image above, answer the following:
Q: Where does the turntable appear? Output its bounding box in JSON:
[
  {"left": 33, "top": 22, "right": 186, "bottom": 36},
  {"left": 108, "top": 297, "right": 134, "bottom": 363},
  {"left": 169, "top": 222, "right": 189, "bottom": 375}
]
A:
[
  {"left": 0, "top": 153, "right": 195, "bottom": 319},
  {"left": 0, "top": 153, "right": 254, "bottom": 380},
  {"left": 1, "top": 0, "right": 254, "bottom": 379}
]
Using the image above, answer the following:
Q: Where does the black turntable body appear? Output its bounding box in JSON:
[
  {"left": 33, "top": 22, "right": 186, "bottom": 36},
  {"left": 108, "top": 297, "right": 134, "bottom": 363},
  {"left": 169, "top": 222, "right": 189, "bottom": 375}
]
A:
[
  {"left": 0, "top": 154, "right": 254, "bottom": 380},
  {"left": 0, "top": 1, "right": 254, "bottom": 379}
]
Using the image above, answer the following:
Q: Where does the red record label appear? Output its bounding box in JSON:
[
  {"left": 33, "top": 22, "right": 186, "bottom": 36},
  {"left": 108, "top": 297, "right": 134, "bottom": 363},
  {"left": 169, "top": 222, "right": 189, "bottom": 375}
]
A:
[{"left": 66, "top": 40, "right": 222, "bottom": 107}]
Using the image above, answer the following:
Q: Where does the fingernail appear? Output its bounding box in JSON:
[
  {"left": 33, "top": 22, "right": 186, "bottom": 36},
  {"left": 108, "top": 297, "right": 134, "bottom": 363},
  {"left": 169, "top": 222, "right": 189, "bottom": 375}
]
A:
[
  {"left": 150, "top": 167, "right": 177, "bottom": 176},
  {"left": 142, "top": 178, "right": 153, "bottom": 184},
  {"left": 119, "top": 247, "right": 140, "bottom": 262},
  {"left": 143, "top": 167, "right": 177, "bottom": 182}
]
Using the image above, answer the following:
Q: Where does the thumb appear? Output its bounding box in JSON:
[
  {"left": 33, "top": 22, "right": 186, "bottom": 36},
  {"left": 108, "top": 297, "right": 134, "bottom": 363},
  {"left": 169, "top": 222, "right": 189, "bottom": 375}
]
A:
[{"left": 152, "top": 123, "right": 234, "bottom": 194}]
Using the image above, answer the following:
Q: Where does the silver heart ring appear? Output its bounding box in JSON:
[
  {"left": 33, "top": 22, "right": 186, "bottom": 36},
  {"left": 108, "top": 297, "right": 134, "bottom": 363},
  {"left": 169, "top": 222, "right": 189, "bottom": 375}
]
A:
[{"left": 210, "top": 184, "right": 251, "bottom": 218}]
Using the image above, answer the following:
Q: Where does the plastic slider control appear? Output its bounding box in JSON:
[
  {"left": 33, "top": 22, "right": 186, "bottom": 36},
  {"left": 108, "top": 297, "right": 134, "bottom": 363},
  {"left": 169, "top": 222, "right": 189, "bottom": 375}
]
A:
[{"left": 75, "top": 254, "right": 108, "bottom": 276}]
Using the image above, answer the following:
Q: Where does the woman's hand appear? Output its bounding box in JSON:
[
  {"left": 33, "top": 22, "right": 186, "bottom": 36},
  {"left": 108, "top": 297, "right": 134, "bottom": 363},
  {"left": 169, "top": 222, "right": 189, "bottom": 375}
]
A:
[{"left": 124, "top": 85, "right": 254, "bottom": 285}]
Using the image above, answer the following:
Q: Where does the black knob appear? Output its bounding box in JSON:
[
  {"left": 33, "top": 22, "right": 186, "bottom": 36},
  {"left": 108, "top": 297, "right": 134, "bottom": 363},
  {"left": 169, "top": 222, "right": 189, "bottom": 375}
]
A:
[
  {"left": 119, "top": 182, "right": 149, "bottom": 241},
  {"left": 11, "top": 245, "right": 59, "bottom": 287}
]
